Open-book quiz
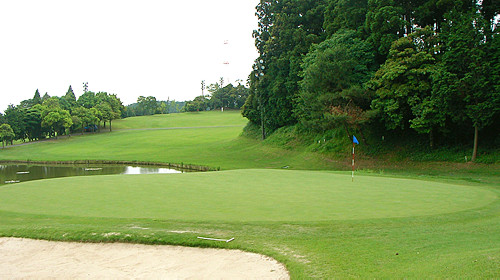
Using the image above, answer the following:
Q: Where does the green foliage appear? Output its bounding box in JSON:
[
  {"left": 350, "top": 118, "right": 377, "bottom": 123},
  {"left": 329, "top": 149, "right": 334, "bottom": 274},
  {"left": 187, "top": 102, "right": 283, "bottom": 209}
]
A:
[
  {"left": 124, "top": 100, "right": 184, "bottom": 117},
  {"left": 41, "top": 109, "right": 73, "bottom": 137},
  {"left": 436, "top": 9, "right": 500, "bottom": 160},
  {"left": 439, "top": 10, "right": 499, "bottom": 130},
  {"left": 243, "top": 0, "right": 499, "bottom": 161},
  {"left": 77, "top": 91, "right": 97, "bottom": 109},
  {"left": 41, "top": 92, "right": 51, "bottom": 102},
  {"left": 369, "top": 27, "right": 444, "bottom": 146},
  {"left": 323, "top": 0, "right": 368, "bottom": 36},
  {"left": 183, "top": 95, "right": 209, "bottom": 112},
  {"left": 247, "top": 0, "right": 328, "bottom": 133},
  {"left": 364, "top": 0, "right": 405, "bottom": 63},
  {"left": 184, "top": 82, "right": 250, "bottom": 112},
  {"left": 24, "top": 105, "right": 45, "bottom": 141},
  {"left": 32, "top": 89, "right": 42, "bottom": 105},
  {"left": 61, "top": 85, "right": 77, "bottom": 112},
  {"left": 137, "top": 96, "right": 158, "bottom": 115},
  {"left": 295, "top": 30, "right": 374, "bottom": 133},
  {"left": 0, "top": 123, "right": 15, "bottom": 148},
  {"left": 3, "top": 105, "right": 27, "bottom": 141}
]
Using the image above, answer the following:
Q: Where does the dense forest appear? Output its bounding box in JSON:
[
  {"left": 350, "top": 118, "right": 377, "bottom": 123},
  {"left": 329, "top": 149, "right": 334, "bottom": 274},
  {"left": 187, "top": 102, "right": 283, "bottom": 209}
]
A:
[{"left": 242, "top": 0, "right": 499, "bottom": 161}]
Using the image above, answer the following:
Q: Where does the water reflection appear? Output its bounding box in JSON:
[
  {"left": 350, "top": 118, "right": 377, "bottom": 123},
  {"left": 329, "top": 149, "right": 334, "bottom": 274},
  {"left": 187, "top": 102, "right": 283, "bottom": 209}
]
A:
[
  {"left": 0, "top": 164, "right": 183, "bottom": 185},
  {"left": 123, "top": 166, "right": 180, "bottom": 174}
]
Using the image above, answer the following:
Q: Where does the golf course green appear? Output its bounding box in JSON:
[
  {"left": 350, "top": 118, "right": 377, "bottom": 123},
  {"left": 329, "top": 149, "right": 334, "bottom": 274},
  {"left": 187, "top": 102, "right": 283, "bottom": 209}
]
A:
[
  {"left": 1, "top": 111, "right": 499, "bottom": 278},
  {"left": 0, "top": 170, "right": 495, "bottom": 221}
]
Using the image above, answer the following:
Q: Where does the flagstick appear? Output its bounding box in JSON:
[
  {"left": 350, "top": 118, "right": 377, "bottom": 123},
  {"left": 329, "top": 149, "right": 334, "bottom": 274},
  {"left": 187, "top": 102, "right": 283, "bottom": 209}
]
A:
[{"left": 352, "top": 142, "right": 355, "bottom": 182}]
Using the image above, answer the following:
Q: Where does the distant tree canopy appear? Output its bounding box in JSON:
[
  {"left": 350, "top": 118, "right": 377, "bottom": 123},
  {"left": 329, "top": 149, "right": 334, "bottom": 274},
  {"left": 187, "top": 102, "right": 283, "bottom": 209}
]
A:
[
  {"left": 0, "top": 87, "right": 125, "bottom": 143},
  {"left": 243, "top": 0, "right": 499, "bottom": 161},
  {"left": 183, "top": 81, "right": 250, "bottom": 112},
  {"left": 123, "top": 97, "right": 184, "bottom": 117}
]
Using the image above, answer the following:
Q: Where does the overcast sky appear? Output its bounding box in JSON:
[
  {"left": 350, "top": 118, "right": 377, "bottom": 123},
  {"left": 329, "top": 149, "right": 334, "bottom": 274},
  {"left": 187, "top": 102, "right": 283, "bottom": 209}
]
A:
[{"left": 0, "top": 0, "right": 259, "bottom": 113}]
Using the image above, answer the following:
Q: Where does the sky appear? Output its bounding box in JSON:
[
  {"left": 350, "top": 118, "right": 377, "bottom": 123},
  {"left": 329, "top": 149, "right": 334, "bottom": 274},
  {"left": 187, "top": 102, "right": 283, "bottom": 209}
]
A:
[{"left": 0, "top": 0, "right": 259, "bottom": 113}]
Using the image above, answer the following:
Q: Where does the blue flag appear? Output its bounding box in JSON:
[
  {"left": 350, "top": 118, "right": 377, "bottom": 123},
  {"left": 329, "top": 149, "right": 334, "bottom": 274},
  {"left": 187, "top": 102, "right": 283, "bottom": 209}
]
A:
[{"left": 353, "top": 135, "right": 359, "bottom": 145}]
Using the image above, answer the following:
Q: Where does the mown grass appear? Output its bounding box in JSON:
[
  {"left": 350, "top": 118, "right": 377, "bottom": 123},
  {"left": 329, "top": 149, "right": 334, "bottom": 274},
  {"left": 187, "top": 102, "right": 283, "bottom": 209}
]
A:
[
  {"left": 0, "top": 111, "right": 499, "bottom": 278},
  {"left": 111, "top": 110, "right": 248, "bottom": 130},
  {"left": 0, "top": 112, "right": 337, "bottom": 170},
  {"left": 0, "top": 170, "right": 494, "bottom": 221}
]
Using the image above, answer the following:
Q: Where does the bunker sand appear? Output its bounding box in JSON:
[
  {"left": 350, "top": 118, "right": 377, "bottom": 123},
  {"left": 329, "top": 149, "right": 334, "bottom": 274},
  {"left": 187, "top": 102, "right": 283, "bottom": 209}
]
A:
[{"left": 0, "top": 238, "right": 289, "bottom": 279}]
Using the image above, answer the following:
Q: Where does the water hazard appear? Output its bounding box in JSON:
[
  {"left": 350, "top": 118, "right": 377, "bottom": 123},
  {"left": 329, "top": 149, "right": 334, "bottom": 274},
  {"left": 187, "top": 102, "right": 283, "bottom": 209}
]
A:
[{"left": 0, "top": 164, "right": 185, "bottom": 185}]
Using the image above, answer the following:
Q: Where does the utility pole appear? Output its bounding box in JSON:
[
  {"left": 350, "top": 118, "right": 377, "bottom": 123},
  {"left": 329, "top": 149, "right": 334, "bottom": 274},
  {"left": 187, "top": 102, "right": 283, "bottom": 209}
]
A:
[
  {"left": 220, "top": 77, "right": 224, "bottom": 112},
  {"left": 201, "top": 80, "right": 205, "bottom": 97}
]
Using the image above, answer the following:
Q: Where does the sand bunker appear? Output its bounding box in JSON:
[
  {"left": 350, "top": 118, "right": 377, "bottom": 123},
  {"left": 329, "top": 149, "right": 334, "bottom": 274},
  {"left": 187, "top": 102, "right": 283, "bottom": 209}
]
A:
[{"left": 0, "top": 238, "right": 289, "bottom": 279}]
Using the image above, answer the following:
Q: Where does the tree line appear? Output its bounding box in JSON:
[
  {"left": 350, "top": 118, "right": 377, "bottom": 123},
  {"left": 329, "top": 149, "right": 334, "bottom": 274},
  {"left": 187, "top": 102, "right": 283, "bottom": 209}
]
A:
[
  {"left": 0, "top": 86, "right": 124, "bottom": 147},
  {"left": 183, "top": 80, "right": 250, "bottom": 112},
  {"left": 242, "top": 0, "right": 499, "bottom": 161},
  {"left": 123, "top": 96, "right": 185, "bottom": 117}
]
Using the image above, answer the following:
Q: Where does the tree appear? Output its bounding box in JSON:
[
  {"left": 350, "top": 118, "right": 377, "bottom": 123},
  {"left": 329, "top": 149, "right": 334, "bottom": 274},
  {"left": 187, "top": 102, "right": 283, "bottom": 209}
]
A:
[
  {"left": 24, "top": 105, "right": 45, "bottom": 141},
  {"left": 41, "top": 109, "right": 73, "bottom": 138},
  {"left": 438, "top": 9, "right": 500, "bottom": 161},
  {"left": 323, "top": 0, "right": 368, "bottom": 36},
  {"left": 295, "top": 30, "right": 375, "bottom": 136},
  {"left": 19, "top": 89, "right": 43, "bottom": 108},
  {"left": 244, "top": 0, "right": 328, "bottom": 133},
  {"left": 32, "top": 89, "right": 42, "bottom": 105},
  {"left": 62, "top": 85, "right": 77, "bottom": 112},
  {"left": 107, "top": 94, "right": 123, "bottom": 131},
  {"left": 364, "top": 0, "right": 405, "bottom": 64},
  {"left": 4, "top": 105, "right": 27, "bottom": 141},
  {"left": 369, "top": 27, "right": 444, "bottom": 147},
  {"left": 183, "top": 96, "right": 209, "bottom": 112},
  {"left": 41, "top": 99, "right": 73, "bottom": 138},
  {"left": 90, "top": 107, "right": 103, "bottom": 132},
  {"left": 42, "top": 92, "right": 51, "bottom": 102},
  {"left": 72, "top": 107, "right": 99, "bottom": 134},
  {"left": 137, "top": 96, "right": 158, "bottom": 115},
  {"left": 95, "top": 102, "right": 112, "bottom": 129},
  {"left": 158, "top": 101, "right": 168, "bottom": 114},
  {"left": 228, "top": 84, "right": 250, "bottom": 109},
  {"left": 0, "top": 123, "right": 15, "bottom": 148},
  {"left": 77, "top": 91, "right": 97, "bottom": 109}
]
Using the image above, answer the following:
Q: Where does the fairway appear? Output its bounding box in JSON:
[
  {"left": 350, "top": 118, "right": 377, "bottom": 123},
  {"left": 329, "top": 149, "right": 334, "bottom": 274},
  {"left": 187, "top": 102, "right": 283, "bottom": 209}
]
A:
[
  {"left": 111, "top": 111, "right": 248, "bottom": 130},
  {"left": 0, "top": 170, "right": 495, "bottom": 222}
]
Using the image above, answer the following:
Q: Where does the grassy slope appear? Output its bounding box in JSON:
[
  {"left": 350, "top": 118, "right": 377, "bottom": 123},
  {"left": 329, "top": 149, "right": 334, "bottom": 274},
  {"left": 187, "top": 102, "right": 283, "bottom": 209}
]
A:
[
  {"left": 111, "top": 111, "right": 248, "bottom": 129},
  {"left": 0, "top": 111, "right": 499, "bottom": 278},
  {"left": 0, "top": 111, "right": 337, "bottom": 170}
]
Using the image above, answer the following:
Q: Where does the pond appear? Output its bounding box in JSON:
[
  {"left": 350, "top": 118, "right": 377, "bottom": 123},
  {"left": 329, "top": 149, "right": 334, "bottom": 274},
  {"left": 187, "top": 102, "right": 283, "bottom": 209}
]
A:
[{"left": 0, "top": 163, "right": 186, "bottom": 185}]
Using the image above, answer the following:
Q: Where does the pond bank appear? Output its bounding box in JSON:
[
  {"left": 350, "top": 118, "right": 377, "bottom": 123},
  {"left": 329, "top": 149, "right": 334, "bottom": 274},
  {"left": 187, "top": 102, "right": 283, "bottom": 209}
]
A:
[{"left": 0, "top": 160, "right": 218, "bottom": 172}]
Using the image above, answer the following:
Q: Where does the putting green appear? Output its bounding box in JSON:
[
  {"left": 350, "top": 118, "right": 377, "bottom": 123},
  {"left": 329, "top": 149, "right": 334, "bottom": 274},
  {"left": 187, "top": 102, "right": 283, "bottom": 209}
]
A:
[{"left": 0, "top": 170, "right": 495, "bottom": 221}]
